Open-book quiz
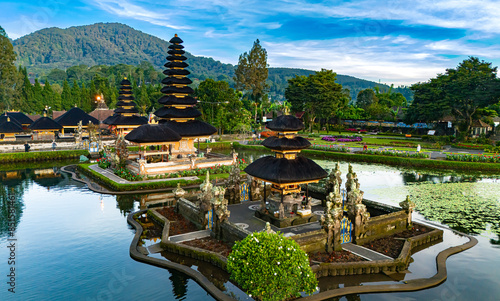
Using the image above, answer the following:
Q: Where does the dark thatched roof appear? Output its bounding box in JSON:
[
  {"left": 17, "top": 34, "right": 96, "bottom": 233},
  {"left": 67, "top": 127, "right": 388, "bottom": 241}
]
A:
[
  {"left": 168, "top": 49, "right": 185, "bottom": 55},
  {"left": 154, "top": 107, "right": 201, "bottom": 119},
  {"left": 161, "top": 77, "right": 192, "bottom": 85},
  {"left": 115, "top": 101, "right": 138, "bottom": 107},
  {"left": 6, "top": 112, "right": 33, "bottom": 125},
  {"left": 160, "top": 86, "right": 194, "bottom": 94},
  {"left": 261, "top": 136, "right": 311, "bottom": 151},
  {"left": 118, "top": 90, "right": 132, "bottom": 95},
  {"left": 158, "top": 95, "right": 197, "bottom": 106},
  {"left": 114, "top": 107, "right": 139, "bottom": 114},
  {"left": 244, "top": 156, "right": 327, "bottom": 184},
  {"left": 164, "top": 61, "right": 188, "bottom": 69},
  {"left": 29, "top": 117, "right": 63, "bottom": 130},
  {"left": 54, "top": 107, "right": 99, "bottom": 126},
  {"left": 0, "top": 115, "right": 23, "bottom": 127},
  {"left": 120, "top": 79, "right": 132, "bottom": 85},
  {"left": 168, "top": 44, "right": 184, "bottom": 50},
  {"left": 0, "top": 119, "right": 24, "bottom": 133},
  {"left": 118, "top": 95, "right": 135, "bottom": 101},
  {"left": 167, "top": 55, "right": 187, "bottom": 61},
  {"left": 267, "top": 114, "right": 304, "bottom": 132},
  {"left": 125, "top": 124, "right": 181, "bottom": 143},
  {"left": 169, "top": 36, "right": 183, "bottom": 44},
  {"left": 161, "top": 120, "right": 216, "bottom": 137},
  {"left": 103, "top": 115, "right": 148, "bottom": 126},
  {"left": 163, "top": 69, "right": 190, "bottom": 76}
]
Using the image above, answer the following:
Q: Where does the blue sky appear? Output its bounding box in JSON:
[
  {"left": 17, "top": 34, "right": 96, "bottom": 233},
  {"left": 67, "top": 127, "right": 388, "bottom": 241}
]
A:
[{"left": 2, "top": 0, "right": 500, "bottom": 86}]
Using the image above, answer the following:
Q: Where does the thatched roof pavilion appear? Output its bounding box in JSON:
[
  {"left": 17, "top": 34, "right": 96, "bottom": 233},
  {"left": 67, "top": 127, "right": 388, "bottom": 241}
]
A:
[
  {"left": 54, "top": 106, "right": 99, "bottom": 134},
  {"left": 103, "top": 78, "right": 147, "bottom": 135}
]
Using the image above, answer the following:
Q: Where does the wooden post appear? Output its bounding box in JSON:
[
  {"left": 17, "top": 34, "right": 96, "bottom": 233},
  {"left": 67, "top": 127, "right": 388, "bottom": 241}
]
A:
[{"left": 263, "top": 181, "right": 266, "bottom": 202}]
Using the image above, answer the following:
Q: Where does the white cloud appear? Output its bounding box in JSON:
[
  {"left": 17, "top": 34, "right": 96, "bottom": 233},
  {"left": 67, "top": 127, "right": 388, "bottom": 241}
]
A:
[{"left": 91, "top": 0, "right": 189, "bottom": 30}]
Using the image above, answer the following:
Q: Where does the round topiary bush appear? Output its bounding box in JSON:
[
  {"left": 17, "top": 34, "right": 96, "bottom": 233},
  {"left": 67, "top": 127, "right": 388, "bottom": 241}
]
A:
[{"left": 227, "top": 231, "right": 318, "bottom": 301}]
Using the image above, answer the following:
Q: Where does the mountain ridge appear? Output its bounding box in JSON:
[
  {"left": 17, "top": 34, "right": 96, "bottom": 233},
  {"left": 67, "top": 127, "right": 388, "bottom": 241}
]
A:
[{"left": 12, "top": 22, "right": 412, "bottom": 101}]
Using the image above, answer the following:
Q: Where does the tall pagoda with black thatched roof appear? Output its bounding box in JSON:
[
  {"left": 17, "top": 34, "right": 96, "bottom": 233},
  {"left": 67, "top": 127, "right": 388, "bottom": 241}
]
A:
[
  {"left": 245, "top": 114, "right": 327, "bottom": 225},
  {"left": 153, "top": 34, "right": 216, "bottom": 157},
  {"left": 103, "top": 78, "right": 147, "bottom": 135}
]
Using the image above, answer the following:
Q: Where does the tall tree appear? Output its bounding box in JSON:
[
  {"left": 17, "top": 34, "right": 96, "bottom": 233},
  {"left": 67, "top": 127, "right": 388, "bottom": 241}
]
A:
[
  {"left": 0, "top": 26, "right": 19, "bottom": 111},
  {"left": 234, "top": 39, "right": 269, "bottom": 123},
  {"left": 356, "top": 89, "right": 377, "bottom": 110},
  {"left": 195, "top": 79, "right": 250, "bottom": 133},
  {"left": 61, "top": 80, "right": 72, "bottom": 110},
  {"left": 408, "top": 57, "right": 500, "bottom": 136},
  {"left": 285, "top": 69, "right": 347, "bottom": 132}
]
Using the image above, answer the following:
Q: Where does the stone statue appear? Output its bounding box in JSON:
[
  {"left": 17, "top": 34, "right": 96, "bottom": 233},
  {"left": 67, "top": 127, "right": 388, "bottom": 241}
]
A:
[
  {"left": 326, "top": 162, "right": 342, "bottom": 195},
  {"left": 262, "top": 222, "right": 275, "bottom": 234},
  {"left": 115, "top": 135, "right": 129, "bottom": 168},
  {"left": 173, "top": 183, "right": 186, "bottom": 200},
  {"left": 225, "top": 164, "right": 241, "bottom": 204},
  {"left": 320, "top": 200, "right": 344, "bottom": 252},
  {"left": 399, "top": 195, "right": 415, "bottom": 228},
  {"left": 345, "top": 165, "right": 370, "bottom": 241}
]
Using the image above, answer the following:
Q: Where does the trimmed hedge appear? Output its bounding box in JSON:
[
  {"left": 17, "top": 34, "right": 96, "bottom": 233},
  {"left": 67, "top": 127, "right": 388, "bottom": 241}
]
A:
[
  {"left": 0, "top": 150, "right": 89, "bottom": 163},
  {"left": 234, "top": 143, "right": 500, "bottom": 172},
  {"left": 77, "top": 164, "right": 204, "bottom": 191}
]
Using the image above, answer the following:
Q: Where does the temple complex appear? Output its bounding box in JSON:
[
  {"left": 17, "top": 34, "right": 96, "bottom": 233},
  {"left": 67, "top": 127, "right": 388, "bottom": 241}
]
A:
[
  {"left": 6, "top": 111, "right": 33, "bottom": 130},
  {"left": 103, "top": 78, "right": 147, "bottom": 135},
  {"left": 245, "top": 114, "right": 328, "bottom": 227}
]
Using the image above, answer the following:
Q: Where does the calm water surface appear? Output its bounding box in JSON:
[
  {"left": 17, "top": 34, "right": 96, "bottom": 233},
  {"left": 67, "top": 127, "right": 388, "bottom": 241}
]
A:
[{"left": 1, "top": 152, "right": 499, "bottom": 300}]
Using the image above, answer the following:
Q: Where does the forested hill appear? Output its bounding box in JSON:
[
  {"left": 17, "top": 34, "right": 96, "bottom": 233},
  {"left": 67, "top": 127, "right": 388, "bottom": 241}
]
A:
[{"left": 12, "top": 22, "right": 412, "bottom": 101}]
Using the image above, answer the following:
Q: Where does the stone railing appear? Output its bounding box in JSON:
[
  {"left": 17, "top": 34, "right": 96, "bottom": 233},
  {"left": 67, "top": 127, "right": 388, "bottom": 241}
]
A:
[
  {"left": 311, "top": 223, "right": 443, "bottom": 277},
  {"left": 356, "top": 210, "right": 408, "bottom": 245},
  {"left": 291, "top": 230, "right": 327, "bottom": 253},
  {"left": 176, "top": 197, "right": 205, "bottom": 229},
  {"left": 220, "top": 221, "right": 251, "bottom": 244}
]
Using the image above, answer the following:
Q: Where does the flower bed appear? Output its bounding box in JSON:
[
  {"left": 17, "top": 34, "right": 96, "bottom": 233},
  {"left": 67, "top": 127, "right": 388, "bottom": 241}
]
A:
[
  {"left": 97, "top": 156, "right": 111, "bottom": 169},
  {"left": 322, "top": 135, "right": 363, "bottom": 142},
  {"left": 311, "top": 144, "right": 349, "bottom": 152},
  {"left": 155, "top": 207, "right": 199, "bottom": 235},
  {"left": 182, "top": 237, "right": 233, "bottom": 257},
  {"left": 446, "top": 153, "right": 500, "bottom": 163},
  {"left": 452, "top": 143, "right": 487, "bottom": 150},
  {"left": 363, "top": 149, "right": 429, "bottom": 158},
  {"left": 346, "top": 128, "right": 367, "bottom": 132},
  {"left": 114, "top": 166, "right": 143, "bottom": 181},
  {"left": 308, "top": 250, "right": 365, "bottom": 263}
]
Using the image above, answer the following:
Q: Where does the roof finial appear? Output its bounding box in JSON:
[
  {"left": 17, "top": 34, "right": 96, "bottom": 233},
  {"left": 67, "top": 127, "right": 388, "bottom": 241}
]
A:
[
  {"left": 7, "top": 117, "right": 10, "bottom": 122},
  {"left": 124, "top": 77, "right": 127, "bottom": 80},
  {"left": 174, "top": 33, "right": 178, "bottom": 37}
]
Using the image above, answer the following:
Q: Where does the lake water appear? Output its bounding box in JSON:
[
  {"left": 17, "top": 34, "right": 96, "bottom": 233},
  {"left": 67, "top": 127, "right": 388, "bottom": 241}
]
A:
[{"left": 1, "top": 152, "right": 499, "bottom": 300}]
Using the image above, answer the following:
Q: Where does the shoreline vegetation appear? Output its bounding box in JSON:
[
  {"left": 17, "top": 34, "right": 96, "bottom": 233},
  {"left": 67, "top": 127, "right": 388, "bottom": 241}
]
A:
[
  {"left": 0, "top": 150, "right": 89, "bottom": 163},
  {"left": 234, "top": 143, "right": 500, "bottom": 172}
]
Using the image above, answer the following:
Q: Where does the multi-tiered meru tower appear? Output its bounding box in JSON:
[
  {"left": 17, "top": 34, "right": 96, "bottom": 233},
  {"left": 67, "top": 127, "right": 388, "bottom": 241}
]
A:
[
  {"left": 154, "top": 34, "right": 216, "bottom": 157},
  {"left": 103, "top": 78, "right": 147, "bottom": 136}
]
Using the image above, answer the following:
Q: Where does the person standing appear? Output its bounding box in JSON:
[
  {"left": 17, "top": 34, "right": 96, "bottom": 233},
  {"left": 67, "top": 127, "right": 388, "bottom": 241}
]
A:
[
  {"left": 52, "top": 140, "right": 57, "bottom": 151},
  {"left": 417, "top": 144, "right": 421, "bottom": 153},
  {"left": 24, "top": 142, "right": 30, "bottom": 152}
]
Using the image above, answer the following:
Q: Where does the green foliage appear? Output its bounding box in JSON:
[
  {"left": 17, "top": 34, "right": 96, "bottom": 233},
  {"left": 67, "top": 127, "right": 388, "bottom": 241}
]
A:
[
  {"left": 286, "top": 69, "right": 349, "bottom": 132},
  {"left": 407, "top": 182, "right": 500, "bottom": 234},
  {"left": 356, "top": 88, "right": 377, "bottom": 110},
  {"left": 0, "top": 26, "right": 19, "bottom": 111},
  {"left": 0, "top": 150, "right": 89, "bottom": 163},
  {"left": 363, "top": 149, "right": 430, "bottom": 158},
  {"left": 234, "top": 39, "right": 269, "bottom": 100},
  {"left": 114, "top": 167, "right": 143, "bottom": 181},
  {"left": 446, "top": 153, "right": 500, "bottom": 163},
  {"left": 195, "top": 79, "right": 251, "bottom": 133},
  {"left": 407, "top": 57, "right": 500, "bottom": 137},
  {"left": 77, "top": 164, "right": 203, "bottom": 191},
  {"left": 227, "top": 231, "right": 318, "bottom": 301}
]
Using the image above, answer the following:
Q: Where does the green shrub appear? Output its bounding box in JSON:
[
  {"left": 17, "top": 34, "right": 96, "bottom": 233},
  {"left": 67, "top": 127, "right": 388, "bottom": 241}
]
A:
[
  {"left": 0, "top": 150, "right": 89, "bottom": 163},
  {"left": 227, "top": 232, "right": 317, "bottom": 301}
]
